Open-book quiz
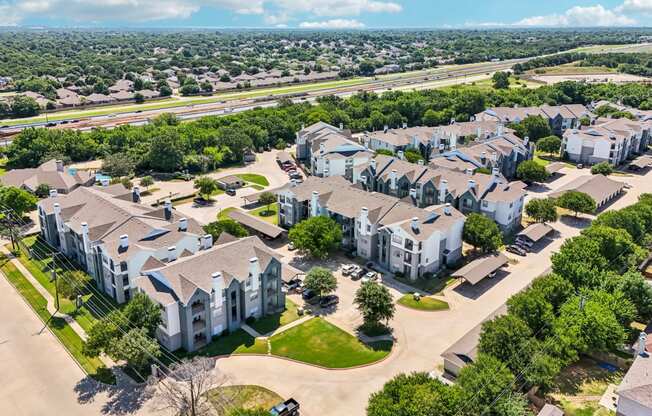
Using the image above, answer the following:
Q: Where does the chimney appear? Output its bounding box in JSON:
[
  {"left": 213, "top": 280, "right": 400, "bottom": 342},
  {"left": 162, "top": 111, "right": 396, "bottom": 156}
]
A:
[
  {"left": 390, "top": 169, "right": 397, "bottom": 190},
  {"left": 497, "top": 124, "right": 504, "bottom": 136},
  {"left": 201, "top": 234, "right": 213, "bottom": 250},
  {"left": 523, "top": 136, "right": 529, "bottom": 146},
  {"left": 411, "top": 217, "right": 419, "bottom": 231},
  {"left": 339, "top": 122, "right": 344, "bottom": 130},
  {"left": 132, "top": 186, "right": 140, "bottom": 203},
  {"left": 444, "top": 203, "right": 452, "bottom": 215},
  {"left": 301, "top": 123, "right": 305, "bottom": 130},
  {"left": 319, "top": 142, "right": 325, "bottom": 153},
  {"left": 383, "top": 125, "right": 388, "bottom": 133},
  {"left": 81, "top": 222, "right": 89, "bottom": 237},
  {"left": 417, "top": 159, "right": 424, "bottom": 166},
  {"left": 55, "top": 160, "right": 64, "bottom": 172},
  {"left": 409, "top": 188, "right": 417, "bottom": 198},
  {"left": 637, "top": 332, "right": 648, "bottom": 357},
  {"left": 249, "top": 257, "right": 260, "bottom": 288},
  {"left": 179, "top": 217, "right": 188, "bottom": 231},
  {"left": 360, "top": 207, "right": 369, "bottom": 236},
  {"left": 119, "top": 234, "right": 129, "bottom": 249},
  {"left": 492, "top": 167, "right": 500, "bottom": 177},
  {"left": 164, "top": 199, "right": 172, "bottom": 220},
  {"left": 167, "top": 246, "right": 177, "bottom": 262},
  {"left": 291, "top": 179, "right": 297, "bottom": 187},
  {"left": 476, "top": 127, "right": 482, "bottom": 139},
  {"left": 450, "top": 118, "right": 456, "bottom": 125},
  {"left": 53, "top": 202, "right": 61, "bottom": 216},
  {"left": 467, "top": 179, "right": 476, "bottom": 190},
  {"left": 397, "top": 150, "right": 404, "bottom": 160},
  {"left": 211, "top": 272, "right": 224, "bottom": 307},
  {"left": 481, "top": 151, "right": 487, "bottom": 163},
  {"left": 49, "top": 189, "right": 58, "bottom": 198},
  {"left": 311, "top": 191, "right": 319, "bottom": 217},
  {"left": 465, "top": 168, "right": 473, "bottom": 176},
  {"left": 492, "top": 152, "right": 498, "bottom": 162},
  {"left": 370, "top": 159, "right": 377, "bottom": 171},
  {"left": 439, "top": 180, "right": 448, "bottom": 204},
  {"left": 402, "top": 122, "right": 407, "bottom": 129}
]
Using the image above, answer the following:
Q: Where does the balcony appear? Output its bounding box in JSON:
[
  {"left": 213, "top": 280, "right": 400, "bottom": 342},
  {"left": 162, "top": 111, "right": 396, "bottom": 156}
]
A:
[
  {"left": 192, "top": 319, "right": 206, "bottom": 332},
  {"left": 191, "top": 302, "right": 205, "bottom": 315}
]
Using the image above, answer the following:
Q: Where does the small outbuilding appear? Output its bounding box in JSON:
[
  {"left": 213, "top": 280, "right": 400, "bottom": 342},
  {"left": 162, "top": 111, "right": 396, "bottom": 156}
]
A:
[{"left": 216, "top": 175, "right": 246, "bottom": 190}]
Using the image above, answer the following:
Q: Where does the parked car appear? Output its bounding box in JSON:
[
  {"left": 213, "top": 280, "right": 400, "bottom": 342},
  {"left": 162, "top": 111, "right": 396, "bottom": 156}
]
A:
[
  {"left": 302, "top": 289, "right": 319, "bottom": 304},
  {"left": 225, "top": 188, "right": 236, "bottom": 196},
  {"left": 270, "top": 398, "right": 300, "bottom": 416},
  {"left": 319, "top": 295, "right": 339, "bottom": 308},
  {"left": 342, "top": 264, "right": 357, "bottom": 276},
  {"left": 351, "top": 267, "right": 365, "bottom": 280},
  {"left": 506, "top": 245, "right": 527, "bottom": 256},
  {"left": 285, "top": 278, "right": 303, "bottom": 292}
]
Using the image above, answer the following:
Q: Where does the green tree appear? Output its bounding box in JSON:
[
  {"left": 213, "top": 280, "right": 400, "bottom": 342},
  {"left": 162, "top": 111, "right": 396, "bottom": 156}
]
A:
[
  {"left": 457, "top": 354, "right": 517, "bottom": 416},
  {"left": 139, "top": 175, "right": 154, "bottom": 191},
  {"left": 303, "top": 267, "right": 337, "bottom": 298},
  {"left": 602, "top": 270, "right": 652, "bottom": 322},
  {"left": 123, "top": 292, "right": 163, "bottom": 336},
  {"left": 551, "top": 236, "right": 610, "bottom": 288},
  {"left": 114, "top": 327, "right": 161, "bottom": 371},
  {"left": 258, "top": 192, "right": 276, "bottom": 215},
  {"left": 102, "top": 153, "right": 136, "bottom": 177},
  {"left": 147, "top": 129, "right": 184, "bottom": 172},
  {"left": 159, "top": 85, "right": 172, "bottom": 97},
  {"left": 34, "top": 183, "right": 51, "bottom": 198},
  {"left": 403, "top": 149, "right": 423, "bottom": 164},
  {"left": 516, "top": 160, "right": 548, "bottom": 183},
  {"left": 120, "top": 177, "right": 133, "bottom": 190},
  {"left": 525, "top": 198, "right": 558, "bottom": 223},
  {"left": 11, "top": 95, "right": 40, "bottom": 117},
  {"left": 555, "top": 191, "right": 596, "bottom": 217},
  {"left": 134, "top": 92, "right": 145, "bottom": 104},
  {"left": 288, "top": 216, "right": 342, "bottom": 259},
  {"left": 492, "top": 71, "right": 510, "bottom": 89},
  {"left": 354, "top": 281, "right": 395, "bottom": 330},
  {"left": 593, "top": 209, "right": 646, "bottom": 245},
  {"left": 506, "top": 290, "right": 555, "bottom": 337},
  {"left": 203, "top": 219, "right": 248, "bottom": 240},
  {"left": 511, "top": 115, "right": 551, "bottom": 142},
  {"left": 479, "top": 314, "right": 535, "bottom": 374},
  {"left": 462, "top": 213, "right": 502, "bottom": 253},
  {"left": 56, "top": 270, "right": 92, "bottom": 300},
  {"left": 367, "top": 372, "right": 459, "bottom": 416},
  {"left": 194, "top": 176, "right": 219, "bottom": 200},
  {"left": 228, "top": 409, "right": 268, "bottom": 416},
  {"left": 529, "top": 273, "right": 574, "bottom": 312},
  {"left": 0, "top": 186, "right": 37, "bottom": 217},
  {"left": 375, "top": 149, "right": 394, "bottom": 156},
  {"left": 536, "top": 136, "right": 561, "bottom": 155},
  {"left": 591, "top": 161, "right": 613, "bottom": 176}
]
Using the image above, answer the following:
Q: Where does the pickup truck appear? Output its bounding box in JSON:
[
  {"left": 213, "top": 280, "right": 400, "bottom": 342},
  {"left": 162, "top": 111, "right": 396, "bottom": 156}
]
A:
[{"left": 269, "top": 398, "right": 300, "bottom": 416}]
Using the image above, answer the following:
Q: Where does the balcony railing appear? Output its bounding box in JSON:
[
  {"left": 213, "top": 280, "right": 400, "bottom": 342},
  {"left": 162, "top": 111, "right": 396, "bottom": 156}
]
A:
[
  {"left": 191, "top": 302, "right": 205, "bottom": 315},
  {"left": 193, "top": 319, "right": 206, "bottom": 332}
]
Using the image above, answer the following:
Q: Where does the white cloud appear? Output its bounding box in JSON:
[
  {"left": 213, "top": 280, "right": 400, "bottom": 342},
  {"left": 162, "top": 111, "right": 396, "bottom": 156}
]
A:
[
  {"left": 274, "top": 0, "right": 401, "bottom": 17},
  {"left": 515, "top": 5, "right": 637, "bottom": 27},
  {"left": 299, "top": 19, "right": 365, "bottom": 29},
  {"left": 617, "top": 0, "right": 652, "bottom": 15},
  {"left": 0, "top": 3, "right": 21, "bottom": 25}
]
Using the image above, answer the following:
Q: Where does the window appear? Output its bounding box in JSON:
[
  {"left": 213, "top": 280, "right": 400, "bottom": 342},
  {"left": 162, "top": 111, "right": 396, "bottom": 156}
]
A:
[
  {"left": 404, "top": 239, "right": 414, "bottom": 251},
  {"left": 482, "top": 201, "right": 489, "bottom": 208}
]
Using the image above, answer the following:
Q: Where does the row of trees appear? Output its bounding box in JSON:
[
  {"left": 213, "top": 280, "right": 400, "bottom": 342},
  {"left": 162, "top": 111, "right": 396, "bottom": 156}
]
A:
[
  {"left": 6, "top": 80, "right": 652, "bottom": 173},
  {"left": 368, "top": 193, "right": 652, "bottom": 416}
]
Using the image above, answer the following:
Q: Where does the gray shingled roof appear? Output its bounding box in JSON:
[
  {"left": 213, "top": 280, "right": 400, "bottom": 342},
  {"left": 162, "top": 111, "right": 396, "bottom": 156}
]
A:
[{"left": 451, "top": 253, "right": 509, "bottom": 285}]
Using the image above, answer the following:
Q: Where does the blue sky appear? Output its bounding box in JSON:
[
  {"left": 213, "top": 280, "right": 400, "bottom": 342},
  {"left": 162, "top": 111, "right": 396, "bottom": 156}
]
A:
[{"left": 2, "top": 0, "right": 651, "bottom": 28}]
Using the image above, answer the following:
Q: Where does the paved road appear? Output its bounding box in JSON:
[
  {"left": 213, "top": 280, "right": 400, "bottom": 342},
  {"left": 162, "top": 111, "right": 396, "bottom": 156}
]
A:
[{"left": 0, "top": 263, "right": 157, "bottom": 416}]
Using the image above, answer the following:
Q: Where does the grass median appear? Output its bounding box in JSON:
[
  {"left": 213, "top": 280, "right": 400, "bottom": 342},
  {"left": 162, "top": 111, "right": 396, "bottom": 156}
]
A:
[
  {"left": 397, "top": 294, "right": 450, "bottom": 311},
  {"left": 0, "top": 255, "right": 115, "bottom": 384}
]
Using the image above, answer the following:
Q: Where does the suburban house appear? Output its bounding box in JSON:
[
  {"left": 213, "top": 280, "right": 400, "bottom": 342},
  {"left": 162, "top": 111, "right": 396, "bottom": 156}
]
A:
[
  {"left": 561, "top": 118, "right": 650, "bottom": 166},
  {"left": 37, "top": 185, "right": 206, "bottom": 304},
  {"left": 361, "top": 124, "right": 436, "bottom": 157},
  {"left": 0, "top": 159, "right": 95, "bottom": 194},
  {"left": 475, "top": 104, "right": 592, "bottom": 135},
  {"left": 429, "top": 128, "right": 533, "bottom": 179},
  {"left": 136, "top": 235, "right": 285, "bottom": 352},
  {"left": 276, "top": 176, "right": 466, "bottom": 280},
  {"left": 354, "top": 156, "right": 526, "bottom": 231},
  {"left": 615, "top": 330, "right": 652, "bottom": 416},
  {"left": 295, "top": 121, "right": 373, "bottom": 179}
]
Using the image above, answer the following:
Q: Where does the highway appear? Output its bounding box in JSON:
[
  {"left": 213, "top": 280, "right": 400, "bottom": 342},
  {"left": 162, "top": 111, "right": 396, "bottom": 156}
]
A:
[{"left": 0, "top": 58, "right": 525, "bottom": 137}]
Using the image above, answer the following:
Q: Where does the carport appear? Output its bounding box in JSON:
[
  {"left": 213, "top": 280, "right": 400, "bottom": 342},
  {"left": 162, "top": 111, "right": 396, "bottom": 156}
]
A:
[
  {"left": 451, "top": 253, "right": 509, "bottom": 285},
  {"left": 545, "top": 162, "right": 567, "bottom": 176},
  {"left": 629, "top": 156, "right": 652, "bottom": 171},
  {"left": 227, "top": 210, "right": 285, "bottom": 240},
  {"left": 549, "top": 174, "right": 626, "bottom": 210},
  {"left": 516, "top": 223, "right": 553, "bottom": 246},
  {"left": 282, "top": 263, "right": 305, "bottom": 284}
]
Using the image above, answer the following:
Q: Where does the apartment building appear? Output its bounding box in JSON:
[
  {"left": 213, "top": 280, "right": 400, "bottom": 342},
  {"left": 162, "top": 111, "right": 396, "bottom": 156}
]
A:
[
  {"left": 276, "top": 176, "right": 465, "bottom": 279},
  {"left": 295, "top": 121, "right": 373, "bottom": 179},
  {"left": 354, "top": 156, "right": 526, "bottom": 231},
  {"left": 475, "top": 104, "right": 592, "bottom": 135},
  {"left": 37, "top": 185, "right": 205, "bottom": 304},
  {"left": 136, "top": 236, "right": 284, "bottom": 352},
  {"left": 0, "top": 159, "right": 95, "bottom": 194},
  {"left": 561, "top": 118, "right": 651, "bottom": 166},
  {"left": 361, "top": 124, "right": 435, "bottom": 157},
  {"left": 429, "top": 127, "right": 533, "bottom": 179}
]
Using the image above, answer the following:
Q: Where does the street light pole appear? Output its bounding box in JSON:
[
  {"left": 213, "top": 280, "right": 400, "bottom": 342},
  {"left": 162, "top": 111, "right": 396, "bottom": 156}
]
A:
[{"left": 51, "top": 262, "right": 59, "bottom": 311}]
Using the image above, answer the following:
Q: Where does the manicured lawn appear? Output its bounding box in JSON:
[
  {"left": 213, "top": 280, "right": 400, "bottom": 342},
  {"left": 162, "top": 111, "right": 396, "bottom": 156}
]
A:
[
  {"left": 534, "top": 154, "right": 551, "bottom": 167},
  {"left": 393, "top": 273, "right": 455, "bottom": 295},
  {"left": 217, "top": 207, "right": 239, "bottom": 220},
  {"left": 192, "top": 329, "right": 268, "bottom": 357},
  {"left": 208, "top": 385, "right": 282, "bottom": 413},
  {"left": 236, "top": 173, "right": 269, "bottom": 187},
  {"left": 269, "top": 317, "right": 392, "bottom": 368},
  {"left": 249, "top": 298, "right": 300, "bottom": 335},
  {"left": 0, "top": 255, "right": 115, "bottom": 384},
  {"left": 248, "top": 202, "right": 279, "bottom": 225},
  {"left": 397, "top": 294, "right": 449, "bottom": 311}
]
